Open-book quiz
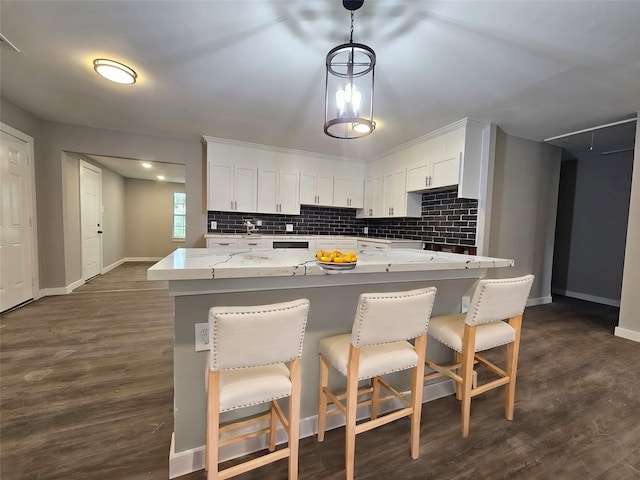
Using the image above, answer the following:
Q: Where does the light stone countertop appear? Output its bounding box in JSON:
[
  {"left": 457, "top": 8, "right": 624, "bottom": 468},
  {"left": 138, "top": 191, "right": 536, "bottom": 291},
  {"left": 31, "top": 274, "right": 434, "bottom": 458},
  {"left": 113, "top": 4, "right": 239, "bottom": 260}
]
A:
[{"left": 147, "top": 247, "right": 514, "bottom": 281}]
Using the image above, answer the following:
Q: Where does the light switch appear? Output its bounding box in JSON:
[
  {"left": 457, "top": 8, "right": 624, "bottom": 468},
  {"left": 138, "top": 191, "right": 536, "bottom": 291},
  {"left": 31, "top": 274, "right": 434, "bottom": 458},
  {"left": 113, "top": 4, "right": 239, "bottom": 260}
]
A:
[
  {"left": 285, "top": 224, "right": 294, "bottom": 232},
  {"left": 210, "top": 221, "right": 217, "bottom": 230}
]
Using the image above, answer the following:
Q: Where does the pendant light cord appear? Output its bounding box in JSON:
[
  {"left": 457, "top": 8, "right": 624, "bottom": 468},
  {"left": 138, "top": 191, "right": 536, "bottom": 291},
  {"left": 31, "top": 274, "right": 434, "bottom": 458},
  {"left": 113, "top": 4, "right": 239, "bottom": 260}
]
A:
[{"left": 350, "top": 11, "right": 354, "bottom": 43}]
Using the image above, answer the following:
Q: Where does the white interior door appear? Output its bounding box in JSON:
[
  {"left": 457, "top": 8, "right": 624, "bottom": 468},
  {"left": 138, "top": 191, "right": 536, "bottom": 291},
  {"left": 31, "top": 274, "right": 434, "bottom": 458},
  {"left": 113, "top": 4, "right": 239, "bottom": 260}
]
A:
[
  {"left": 0, "top": 131, "right": 34, "bottom": 312},
  {"left": 80, "top": 161, "right": 102, "bottom": 281}
]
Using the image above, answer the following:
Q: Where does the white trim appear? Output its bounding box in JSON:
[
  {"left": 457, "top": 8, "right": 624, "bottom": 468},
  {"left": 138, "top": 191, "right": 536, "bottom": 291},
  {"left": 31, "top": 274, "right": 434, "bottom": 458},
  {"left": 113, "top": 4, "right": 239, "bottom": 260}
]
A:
[
  {"left": 614, "top": 327, "right": 640, "bottom": 343},
  {"left": 42, "top": 278, "right": 85, "bottom": 296},
  {"left": 169, "top": 379, "right": 454, "bottom": 478},
  {"left": 552, "top": 288, "right": 620, "bottom": 307},
  {"left": 125, "top": 256, "right": 163, "bottom": 262},
  {"left": 526, "top": 296, "right": 552, "bottom": 307},
  {"left": 0, "top": 122, "right": 39, "bottom": 302},
  {"left": 80, "top": 160, "right": 103, "bottom": 281},
  {"left": 102, "top": 258, "right": 126, "bottom": 274}
]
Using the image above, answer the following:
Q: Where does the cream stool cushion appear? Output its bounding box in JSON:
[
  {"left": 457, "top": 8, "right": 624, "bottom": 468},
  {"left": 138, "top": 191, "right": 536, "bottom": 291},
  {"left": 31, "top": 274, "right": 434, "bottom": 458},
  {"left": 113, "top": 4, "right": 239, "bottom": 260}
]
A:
[
  {"left": 319, "top": 334, "right": 418, "bottom": 381},
  {"left": 427, "top": 313, "right": 516, "bottom": 353},
  {"left": 206, "top": 355, "right": 292, "bottom": 412}
]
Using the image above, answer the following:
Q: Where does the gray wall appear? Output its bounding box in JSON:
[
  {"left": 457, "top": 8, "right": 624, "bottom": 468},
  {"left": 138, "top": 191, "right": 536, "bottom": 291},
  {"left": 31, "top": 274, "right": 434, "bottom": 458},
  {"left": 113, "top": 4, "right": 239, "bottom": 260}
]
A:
[
  {"left": 617, "top": 114, "right": 640, "bottom": 340},
  {"left": 101, "top": 165, "right": 126, "bottom": 269},
  {"left": 488, "top": 129, "right": 562, "bottom": 303},
  {"left": 1, "top": 97, "right": 204, "bottom": 289},
  {"left": 124, "top": 178, "right": 186, "bottom": 258},
  {"left": 552, "top": 151, "right": 633, "bottom": 304}
]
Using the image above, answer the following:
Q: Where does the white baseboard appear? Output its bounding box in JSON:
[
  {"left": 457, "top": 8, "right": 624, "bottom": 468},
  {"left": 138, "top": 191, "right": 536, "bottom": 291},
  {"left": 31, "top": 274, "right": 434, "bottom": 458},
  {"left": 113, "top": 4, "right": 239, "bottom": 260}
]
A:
[
  {"left": 169, "top": 379, "right": 454, "bottom": 479},
  {"left": 552, "top": 288, "right": 620, "bottom": 307},
  {"left": 614, "top": 327, "right": 640, "bottom": 343},
  {"left": 125, "top": 256, "right": 163, "bottom": 262},
  {"left": 39, "top": 259, "right": 161, "bottom": 298},
  {"left": 526, "top": 296, "right": 552, "bottom": 307},
  {"left": 42, "top": 278, "right": 85, "bottom": 296},
  {"left": 102, "top": 258, "right": 126, "bottom": 274}
]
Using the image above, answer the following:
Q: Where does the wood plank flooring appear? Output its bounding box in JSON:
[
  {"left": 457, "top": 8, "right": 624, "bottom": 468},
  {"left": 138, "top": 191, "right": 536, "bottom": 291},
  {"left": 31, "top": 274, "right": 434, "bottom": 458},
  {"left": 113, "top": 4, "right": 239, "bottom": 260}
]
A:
[{"left": 2, "top": 263, "right": 639, "bottom": 479}]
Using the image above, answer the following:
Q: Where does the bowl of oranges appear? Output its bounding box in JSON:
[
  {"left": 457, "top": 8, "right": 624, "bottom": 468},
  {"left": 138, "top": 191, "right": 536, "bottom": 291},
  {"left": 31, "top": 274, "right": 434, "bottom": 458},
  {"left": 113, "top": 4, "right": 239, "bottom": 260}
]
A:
[{"left": 316, "top": 250, "right": 358, "bottom": 270}]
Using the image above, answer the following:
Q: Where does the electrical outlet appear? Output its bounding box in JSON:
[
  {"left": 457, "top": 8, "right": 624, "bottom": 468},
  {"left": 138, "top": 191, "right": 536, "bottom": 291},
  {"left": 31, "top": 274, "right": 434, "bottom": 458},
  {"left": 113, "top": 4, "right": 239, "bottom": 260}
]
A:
[
  {"left": 195, "top": 323, "right": 209, "bottom": 352},
  {"left": 461, "top": 296, "right": 470, "bottom": 313},
  {"left": 363, "top": 226, "right": 368, "bottom": 234},
  {"left": 210, "top": 221, "right": 217, "bottom": 230},
  {"left": 256, "top": 220, "right": 262, "bottom": 226},
  {"left": 285, "top": 224, "right": 293, "bottom": 232}
]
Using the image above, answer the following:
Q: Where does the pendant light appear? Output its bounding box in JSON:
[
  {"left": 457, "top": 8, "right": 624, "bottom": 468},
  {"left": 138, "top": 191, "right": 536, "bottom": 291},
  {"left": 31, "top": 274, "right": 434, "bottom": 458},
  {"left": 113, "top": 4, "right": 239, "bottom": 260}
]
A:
[{"left": 324, "top": 0, "right": 376, "bottom": 139}]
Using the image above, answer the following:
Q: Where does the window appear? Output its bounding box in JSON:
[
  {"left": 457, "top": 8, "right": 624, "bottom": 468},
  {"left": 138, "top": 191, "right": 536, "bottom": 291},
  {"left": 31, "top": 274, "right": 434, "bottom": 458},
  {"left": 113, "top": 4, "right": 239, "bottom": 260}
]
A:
[{"left": 173, "top": 192, "right": 186, "bottom": 240}]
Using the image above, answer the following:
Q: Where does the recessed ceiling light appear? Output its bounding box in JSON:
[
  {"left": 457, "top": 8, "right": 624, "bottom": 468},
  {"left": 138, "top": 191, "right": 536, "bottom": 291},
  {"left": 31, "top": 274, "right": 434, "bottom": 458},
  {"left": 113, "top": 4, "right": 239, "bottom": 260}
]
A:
[
  {"left": 93, "top": 58, "right": 137, "bottom": 84},
  {"left": 157, "top": 175, "right": 165, "bottom": 180},
  {"left": 141, "top": 162, "right": 152, "bottom": 168}
]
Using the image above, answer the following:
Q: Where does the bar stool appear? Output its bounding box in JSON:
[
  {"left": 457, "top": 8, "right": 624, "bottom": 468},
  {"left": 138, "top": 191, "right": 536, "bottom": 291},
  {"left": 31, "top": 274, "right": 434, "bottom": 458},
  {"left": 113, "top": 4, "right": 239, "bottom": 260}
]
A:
[
  {"left": 317, "top": 287, "right": 437, "bottom": 480},
  {"left": 424, "top": 274, "right": 534, "bottom": 437},
  {"left": 205, "top": 298, "right": 310, "bottom": 480}
]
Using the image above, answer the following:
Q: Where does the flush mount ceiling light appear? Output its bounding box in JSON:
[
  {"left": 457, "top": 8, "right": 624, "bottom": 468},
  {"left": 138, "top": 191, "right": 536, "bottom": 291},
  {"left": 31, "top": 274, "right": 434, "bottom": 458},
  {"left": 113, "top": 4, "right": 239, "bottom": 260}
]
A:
[
  {"left": 93, "top": 58, "right": 137, "bottom": 85},
  {"left": 324, "top": 0, "right": 376, "bottom": 139}
]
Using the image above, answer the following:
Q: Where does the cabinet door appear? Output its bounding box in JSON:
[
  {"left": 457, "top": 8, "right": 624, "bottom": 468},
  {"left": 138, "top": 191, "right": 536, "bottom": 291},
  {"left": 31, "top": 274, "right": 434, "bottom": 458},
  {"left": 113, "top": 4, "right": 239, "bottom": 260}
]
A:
[
  {"left": 316, "top": 174, "right": 334, "bottom": 206},
  {"left": 407, "top": 164, "right": 431, "bottom": 192},
  {"left": 383, "top": 169, "right": 406, "bottom": 216},
  {"left": 299, "top": 172, "right": 317, "bottom": 205},
  {"left": 333, "top": 176, "right": 349, "bottom": 207},
  {"left": 391, "top": 170, "right": 407, "bottom": 216},
  {"left": 432, "top": 127, "right": 464, "bottom": 189},
  {"left": 206, "top": 238, "right": 239, "bottom": 248},
  {"left": 431, "top": 156, "right": 460, "bottom": 189},
  {"left": 257, "top": 168, "right": 278, "bottom": 213},
  {"left": 234, "top": 165, "right": 257, "bottom": 213},
  {"left": 362, "top": 178, "right": 375, "bottom": 217},
  {"left": 278, "top": 170, "right": 300, "bottom": 214},
  {"left": 348, "top": 178, "right": 364, "bottom": 208},
  {"left": 208, "top": 163, "right": 234, "bottom": 211},
  {"left": 372, "top": 177, "right": 384, "bottom": 217}
]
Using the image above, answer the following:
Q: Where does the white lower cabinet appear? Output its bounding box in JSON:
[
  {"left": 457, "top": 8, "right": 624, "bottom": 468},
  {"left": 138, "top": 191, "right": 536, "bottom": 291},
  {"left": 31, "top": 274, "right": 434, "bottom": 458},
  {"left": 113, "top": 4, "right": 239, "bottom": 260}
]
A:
[
  {"left": 358, "top": 239, "right": 423, "bottom": 250},
  {"left": 238, "top": 238, "right": 268, "bottom": 249},
  {"left": 206, "top": 238, "right": 239, "bottom": 248}
]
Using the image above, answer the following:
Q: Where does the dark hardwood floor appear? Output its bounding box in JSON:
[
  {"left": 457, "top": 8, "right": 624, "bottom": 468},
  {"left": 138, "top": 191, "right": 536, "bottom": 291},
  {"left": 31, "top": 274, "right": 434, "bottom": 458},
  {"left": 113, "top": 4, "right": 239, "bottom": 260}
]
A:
[{"left": 2, "top": 264, "right": 639, "bottom": 479}]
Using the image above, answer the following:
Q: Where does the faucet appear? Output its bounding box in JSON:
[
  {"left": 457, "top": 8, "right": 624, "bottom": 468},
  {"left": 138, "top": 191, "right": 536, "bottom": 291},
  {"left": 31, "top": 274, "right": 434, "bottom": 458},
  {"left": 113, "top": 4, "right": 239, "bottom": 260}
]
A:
[{"left": 245, "top": 220, "right": 257, "bottom": 235}]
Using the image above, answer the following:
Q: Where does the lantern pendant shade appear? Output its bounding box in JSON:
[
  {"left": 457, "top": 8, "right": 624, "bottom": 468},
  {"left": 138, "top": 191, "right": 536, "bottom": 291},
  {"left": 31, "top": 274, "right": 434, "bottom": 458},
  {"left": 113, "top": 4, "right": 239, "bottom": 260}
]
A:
[{"left": 324, "top": 42, "right": 376, "bottom": 139}]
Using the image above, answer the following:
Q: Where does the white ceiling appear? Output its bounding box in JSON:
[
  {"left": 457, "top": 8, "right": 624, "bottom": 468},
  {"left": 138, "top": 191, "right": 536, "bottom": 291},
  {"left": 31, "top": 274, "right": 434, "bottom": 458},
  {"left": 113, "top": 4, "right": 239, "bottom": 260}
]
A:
[
  {"left": 84, "top": 155, "right": 185, "bottom": 183},
  {"left": 1, "top": 1, "right": 639, "bottom": 160}
]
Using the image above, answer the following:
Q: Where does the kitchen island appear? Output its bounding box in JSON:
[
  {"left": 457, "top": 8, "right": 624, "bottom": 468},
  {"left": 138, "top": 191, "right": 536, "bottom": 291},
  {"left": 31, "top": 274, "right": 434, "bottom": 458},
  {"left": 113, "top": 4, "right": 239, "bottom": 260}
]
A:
[{"left": 148, "top": 248, "right": 514, "bottom": 477}]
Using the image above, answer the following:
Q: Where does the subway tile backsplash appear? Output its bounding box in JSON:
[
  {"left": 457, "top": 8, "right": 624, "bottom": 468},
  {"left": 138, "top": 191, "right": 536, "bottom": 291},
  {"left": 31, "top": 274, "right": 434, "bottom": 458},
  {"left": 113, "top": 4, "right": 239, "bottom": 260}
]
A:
[{"left": 207, "top": 187, "right": 477, "bottom": 247}]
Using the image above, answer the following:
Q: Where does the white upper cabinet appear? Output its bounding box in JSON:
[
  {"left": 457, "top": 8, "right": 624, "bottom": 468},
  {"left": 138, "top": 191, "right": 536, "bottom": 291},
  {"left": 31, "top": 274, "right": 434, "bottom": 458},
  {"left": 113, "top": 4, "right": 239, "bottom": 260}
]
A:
[
  {"left": 208, "top": 160, "right": 257, "bottom": 213},
  {"left": 404, "top": 119, "right": 486, "bottom": 199},
  {"left": 300, "top": 170, "right": 334, "bottom": 206},
  {"left": 333, "top": 164, "right": 365, "bottom": 209},
  {"left": 258, "top": 168, "right": 300, "bottom": 214},
  {"left": 358, "top": 158, "right": 419, "bottom": 218}
]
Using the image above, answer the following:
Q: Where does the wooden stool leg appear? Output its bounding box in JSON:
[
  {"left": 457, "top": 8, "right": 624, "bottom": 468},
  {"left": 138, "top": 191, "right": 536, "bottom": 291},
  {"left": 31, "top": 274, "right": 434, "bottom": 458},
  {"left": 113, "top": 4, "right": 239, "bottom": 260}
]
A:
[
  {"left": 289, "top": 359, "right": 301, "bottom": 480},
  {"left": 269, "top": 402, "right": 277, "bottom": 452},
  {"left": 370, "top": 377, "right": 380, "bottom": 420},
  {"left": 505, "top": 315, "right": 523, "bottom": 420},
  {"left": 410, "top": 335, "right": 427, "bottom": 459},
  {"left": 345, "top": 346, "right": 360, "bottom": 480},
  {"left": 207, "top": 370, "right": 221, "bottom": 480},
  {"left": 460, "top": 326, "right": 476, "bottom": 438},
  {"left": 455, "top": 351, "right": 463, "bottom": 400},
  {"left": 317, "top": 354, "right": 330, "bottom": 442}
]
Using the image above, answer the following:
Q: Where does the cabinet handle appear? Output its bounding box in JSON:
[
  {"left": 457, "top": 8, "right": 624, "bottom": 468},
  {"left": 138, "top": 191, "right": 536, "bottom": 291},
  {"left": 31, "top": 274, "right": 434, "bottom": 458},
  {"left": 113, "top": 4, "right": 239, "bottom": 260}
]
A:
[
  {"left": 425, "top": 176, "right": 428, "bottom": 187},
  {"left": 220, "top": 243, "right": 230, "bottom": 246},
  {"left": 230, "top": 200, "right": 233, "bottom": 209}
]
